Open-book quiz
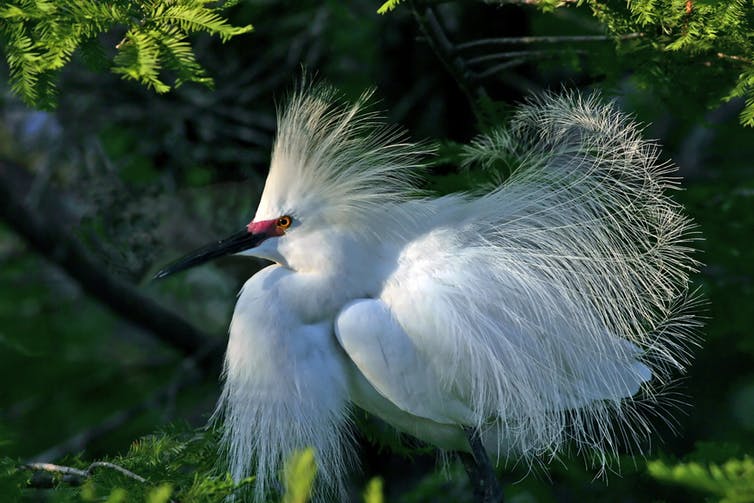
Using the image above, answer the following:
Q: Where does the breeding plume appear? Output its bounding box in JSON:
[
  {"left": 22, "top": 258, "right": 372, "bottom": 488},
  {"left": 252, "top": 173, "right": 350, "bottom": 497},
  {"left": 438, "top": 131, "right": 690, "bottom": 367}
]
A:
[{"left": 156, "top": 85, "right": 699, "bottom": 501}]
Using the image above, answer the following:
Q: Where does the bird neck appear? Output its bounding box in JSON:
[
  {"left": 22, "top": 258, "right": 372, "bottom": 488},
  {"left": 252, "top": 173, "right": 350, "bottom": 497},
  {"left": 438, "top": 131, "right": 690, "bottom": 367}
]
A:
[{"left": 277, "top": 228, "right": 401, "bottom": 304}]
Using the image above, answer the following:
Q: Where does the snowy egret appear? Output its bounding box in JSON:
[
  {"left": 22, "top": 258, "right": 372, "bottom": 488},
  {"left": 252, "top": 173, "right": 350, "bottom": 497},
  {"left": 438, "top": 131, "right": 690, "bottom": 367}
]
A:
[{"left": 155, "top": 85, "right": 699, "bottom": 502}]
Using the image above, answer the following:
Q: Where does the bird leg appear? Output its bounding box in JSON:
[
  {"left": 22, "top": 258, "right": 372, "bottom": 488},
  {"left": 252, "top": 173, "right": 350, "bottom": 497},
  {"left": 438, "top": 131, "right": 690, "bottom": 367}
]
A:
[{"left": 459, "top": 426, "right": 504, "bottom": 503}]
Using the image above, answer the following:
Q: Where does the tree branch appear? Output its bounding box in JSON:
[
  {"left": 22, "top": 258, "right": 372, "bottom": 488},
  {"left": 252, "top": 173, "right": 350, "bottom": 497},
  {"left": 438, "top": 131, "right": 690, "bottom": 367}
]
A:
[
  {"left": 456, "top": 32, "right": 643, "bottom": 50},
  {"left": 474, "top": 58, "right": 529, "bottom": 79},
  {"left": 0, "top": 158, "right": 218, "bottom": 358},
  {"left": 22, "top": 461, "right": 180, "bottom": 503},
  {"left": 22, "top": 461, "right": 147, "bottom": 485},
  {"left": 715, "top": 52, "right": 752, "bottom": 65},
  {"left": 410, "top": 2, "right": 488, "bottom": 119},
  {"left": 466, "top": 49, "right": 585, "bottom": 65}
]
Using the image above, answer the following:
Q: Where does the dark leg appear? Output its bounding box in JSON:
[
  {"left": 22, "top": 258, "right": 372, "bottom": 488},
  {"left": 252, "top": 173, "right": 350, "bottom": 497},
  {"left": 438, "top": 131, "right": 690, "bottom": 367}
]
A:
[{"left": 458, "top": 427, "right": 504, "bottom": 503}]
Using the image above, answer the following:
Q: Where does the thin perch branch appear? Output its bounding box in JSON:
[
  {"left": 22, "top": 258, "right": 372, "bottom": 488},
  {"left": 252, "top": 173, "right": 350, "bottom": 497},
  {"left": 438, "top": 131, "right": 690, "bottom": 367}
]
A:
[
  {"left": 475, "top": 58, "right": 529, "bottom": 79},
  {"left": 715, "top": 52, "right": 752, "bottom": 64},
  {"left": 466, "top": 49, "right": 585, "bottom": 66},
  {"left": 410, "top": 1, "right": 488, "bottom": 119},
  {"left": 22, "top": 461, "right": 147, "bottom": 484},
  {"left": 457, "top": 32, "right": 643, "bottom": 50}
]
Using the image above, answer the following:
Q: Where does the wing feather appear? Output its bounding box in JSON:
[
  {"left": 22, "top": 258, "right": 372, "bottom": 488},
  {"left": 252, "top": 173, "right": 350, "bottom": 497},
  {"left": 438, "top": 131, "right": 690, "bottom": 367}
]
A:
[
  {"left": 375, "top": 93, "right": 698, "bottom": 462},
  {"left": 335, "top": 299, "right": 475, "bottom": 426}
]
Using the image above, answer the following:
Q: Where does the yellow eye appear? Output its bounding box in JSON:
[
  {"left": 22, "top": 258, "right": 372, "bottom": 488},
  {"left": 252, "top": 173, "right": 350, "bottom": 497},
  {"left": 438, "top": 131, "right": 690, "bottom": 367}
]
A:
[{"left": 277, "top": 215, "right": 292, "bottom": 229}]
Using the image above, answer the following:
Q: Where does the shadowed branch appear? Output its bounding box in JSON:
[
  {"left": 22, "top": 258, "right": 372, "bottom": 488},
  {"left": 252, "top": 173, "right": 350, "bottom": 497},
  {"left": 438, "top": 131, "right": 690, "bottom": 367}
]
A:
[
  {"left": 456, "top": 32, "right": 643, "bottom": 50},
  {"left": 410, "top": 1, "right": 489, "bottom": 119},
  {"left": 0, "top": 158, "right": 219, "bottom": 359},
  {"left": 28, "top": 341, "right": 220, "bottom": 462}
]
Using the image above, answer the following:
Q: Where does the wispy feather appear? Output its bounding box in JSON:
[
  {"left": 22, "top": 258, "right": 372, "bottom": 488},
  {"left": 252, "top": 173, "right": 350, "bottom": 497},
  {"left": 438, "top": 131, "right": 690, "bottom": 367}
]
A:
[
  {"left": 255, "top": 84, "right": 430, "bottom": 228},
  {"left": 208, "top": 86, "right": 700, "bottom": 501},
  {"left": 382, "top": 91, "right": 700, "bottom": 464}
]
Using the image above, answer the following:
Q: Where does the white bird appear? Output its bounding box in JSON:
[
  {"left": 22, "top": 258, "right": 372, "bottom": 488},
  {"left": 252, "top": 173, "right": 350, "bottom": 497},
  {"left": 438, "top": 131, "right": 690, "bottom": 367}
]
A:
[{"left": 155, "top": 84, "right": 700, "bottom": 502}]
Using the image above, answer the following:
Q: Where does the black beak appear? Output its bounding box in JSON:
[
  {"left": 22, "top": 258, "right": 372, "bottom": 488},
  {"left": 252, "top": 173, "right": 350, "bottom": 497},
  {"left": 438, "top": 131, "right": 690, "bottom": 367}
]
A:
[{"left": 153, "top": 228, "right": 266, "bottom": 280}]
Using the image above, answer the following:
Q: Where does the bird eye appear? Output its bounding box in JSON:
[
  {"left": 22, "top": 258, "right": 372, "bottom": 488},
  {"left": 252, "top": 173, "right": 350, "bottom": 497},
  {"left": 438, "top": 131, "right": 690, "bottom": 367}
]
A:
[{"left": 277, "top": 215, "right": 292, "bottom": 229}]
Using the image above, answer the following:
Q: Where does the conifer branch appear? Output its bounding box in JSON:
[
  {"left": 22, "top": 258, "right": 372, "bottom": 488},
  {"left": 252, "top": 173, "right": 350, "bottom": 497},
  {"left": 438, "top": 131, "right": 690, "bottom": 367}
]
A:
[{"left": 0, "top": 0, "right": 252, "bottom": 107}]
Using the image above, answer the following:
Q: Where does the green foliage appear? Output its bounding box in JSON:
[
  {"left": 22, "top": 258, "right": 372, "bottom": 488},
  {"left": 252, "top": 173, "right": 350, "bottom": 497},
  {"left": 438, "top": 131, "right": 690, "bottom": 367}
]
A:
[
  {"left": 0, "top": 0, "right": 252, "bottom": 108},
  {"left": 0, "top": 458, "right": 27, "bottom": 500},
  {"left": 363, "top": 477, "right": 384, "bottom": 503},
  {"left": 648, "top": 456, "right": 754, "bottom": 502},
  {"left": 578, "top": 0, "right": 754, "bottom": 125},
  {"left": 77, "top": 427, "right": 250, "bottom": 501},
  {"left": 147, "top": 483, "right": 174, "bottom": 503},
  {"left": 376, "top": 0, "right": 403, "bottom": 15},
  {"left": 380, "top": 0, "right": 754, "bottom": 126},
  {"left": 0, "top": 426, "right": 258, "bottom": 501},
  {"left": 282, "top": 448, "right": 316, "bottom": 503},
  {"left": 0, "top": 431, "right": 392, "bottom": 502}
]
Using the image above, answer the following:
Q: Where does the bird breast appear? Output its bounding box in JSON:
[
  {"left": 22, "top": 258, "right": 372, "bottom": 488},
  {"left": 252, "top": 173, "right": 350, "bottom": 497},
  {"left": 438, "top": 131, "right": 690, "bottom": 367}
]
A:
[
  {"left": 218, "top": 264, "right": 357, "bottom": 499},
  {"left": 226, "top": 264, "right": 350, "bottom": 395}
]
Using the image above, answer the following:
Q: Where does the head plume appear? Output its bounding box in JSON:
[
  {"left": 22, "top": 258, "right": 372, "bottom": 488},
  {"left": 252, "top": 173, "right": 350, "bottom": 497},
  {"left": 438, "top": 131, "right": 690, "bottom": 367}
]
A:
[{"left": 254, "top": 83, "right": 430, "bottom": 228}]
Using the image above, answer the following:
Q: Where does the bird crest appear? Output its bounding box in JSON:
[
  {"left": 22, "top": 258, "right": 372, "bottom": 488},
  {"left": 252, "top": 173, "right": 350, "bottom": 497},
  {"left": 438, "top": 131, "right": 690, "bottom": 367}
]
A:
[{"left": 254, "top": 84, "right": 430, "bottom": 229}]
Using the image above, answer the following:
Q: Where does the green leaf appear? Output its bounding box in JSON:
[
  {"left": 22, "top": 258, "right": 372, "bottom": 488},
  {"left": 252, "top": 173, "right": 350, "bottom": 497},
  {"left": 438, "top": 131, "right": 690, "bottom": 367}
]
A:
[
  {"left": 152, "top": 4, "right": 253, "bottom": 42},
  {"left": 363, "top": 477, "right": 384, "bottom": 503},
  {"left": 377, "top": 0, "right": 403, "bottom": 15},
  {"left": 647, "top": 457, "right": 754, "bottom": 503},
  {"left": 104, "top": 487, "right": 128, "bottom": 503},
  {"left": 112, "top": 29, "right": 170, "bottom": 93},
  {"left": 147, "top": 483, "right": 173, "bottom": 503},
  {"left": 282, "top": 448, "right": 317, "bottom": 503}
]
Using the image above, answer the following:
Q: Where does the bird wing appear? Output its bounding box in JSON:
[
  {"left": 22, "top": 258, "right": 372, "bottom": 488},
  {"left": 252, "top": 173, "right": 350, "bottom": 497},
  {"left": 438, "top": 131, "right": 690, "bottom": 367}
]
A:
[
  {"left": 349, "top": 93, "right": 697, "bottom": 459},
  {"left": 334, "top": 298, "right": 476, "bottom": 426},
  {"left": 370, "top": 201, "right": 655, "bottom": 457}
]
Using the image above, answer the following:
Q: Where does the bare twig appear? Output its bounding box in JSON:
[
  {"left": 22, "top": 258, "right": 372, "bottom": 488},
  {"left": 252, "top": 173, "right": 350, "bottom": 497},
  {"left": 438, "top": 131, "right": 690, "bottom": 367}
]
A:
[
  {"left": 0, "top": 159, "right": 217, "bottom": 358},
  {"left": 716, "top": 52, "right": 752, "bottom": 65},
  {"left": 474, "top": 58, "right": 529, "bottom": 79},
  {"left": 466, "top": 49, "right": 583, "bottom": 65},
  {"left": 22, "top": 461, "right": 147, "bottom": 484},
  {"left": 457, "top": 32, "right": 643, "bottom": 50},
  {"left": 410, "top": 2, "right": 488, "bottom": 119}
]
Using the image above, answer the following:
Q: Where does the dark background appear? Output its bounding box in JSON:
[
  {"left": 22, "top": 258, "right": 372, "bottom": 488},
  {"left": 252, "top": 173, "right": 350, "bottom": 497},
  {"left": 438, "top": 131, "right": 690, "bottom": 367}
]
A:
[{"left": 1, "top": 1, "right": 753, "bottom": 501}]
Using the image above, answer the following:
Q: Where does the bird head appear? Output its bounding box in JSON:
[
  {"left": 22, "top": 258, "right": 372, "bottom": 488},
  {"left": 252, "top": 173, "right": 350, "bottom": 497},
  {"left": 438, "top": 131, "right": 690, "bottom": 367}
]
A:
[{"left": 155, "top": 84, "right": 429, "bottom": 278}]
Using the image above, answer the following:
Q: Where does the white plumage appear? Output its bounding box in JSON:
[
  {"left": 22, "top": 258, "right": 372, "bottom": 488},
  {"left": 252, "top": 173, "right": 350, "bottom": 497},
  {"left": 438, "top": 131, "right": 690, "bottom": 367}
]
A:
[{"left": 162, "top": 84, "right": 700, "bottom": 501}]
